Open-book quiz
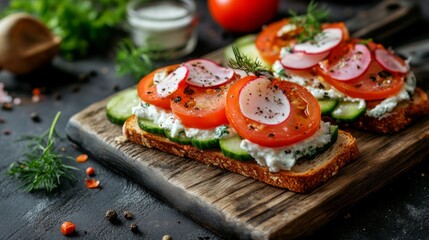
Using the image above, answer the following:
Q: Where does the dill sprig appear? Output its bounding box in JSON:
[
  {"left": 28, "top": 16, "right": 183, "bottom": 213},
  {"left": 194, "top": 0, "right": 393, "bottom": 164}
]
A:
[
  {"left": 115, "top": 38, "right": 155, "bottom": 80},
  {"left": 289, "top": 0, "right": 329, "bottom": 43},
  {"left": 7, "top": 112, "right": 78, "bottom": 194},
  {"left": 228, "top": 46, "right": 270, "bottom": 76}
]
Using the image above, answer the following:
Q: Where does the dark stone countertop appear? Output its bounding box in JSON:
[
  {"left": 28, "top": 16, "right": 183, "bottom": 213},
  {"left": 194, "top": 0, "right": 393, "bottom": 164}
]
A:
[{"left": 1, "top": 0, "right": 429, "bottom": 239}]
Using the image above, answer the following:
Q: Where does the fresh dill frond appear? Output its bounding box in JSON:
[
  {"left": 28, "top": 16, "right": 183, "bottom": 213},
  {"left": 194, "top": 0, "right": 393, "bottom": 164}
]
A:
[
  {"left": 115, "top": 38, "right": 155, "bottom": 80},
  {"left": 7, "top": 112, "right": 78, "bottom": 194},
  {"left": 228, "top": 46, "right": 270, "bottom": 76},
  {"left": 289, "top": 0, "right": 330, "bottom": 43}
]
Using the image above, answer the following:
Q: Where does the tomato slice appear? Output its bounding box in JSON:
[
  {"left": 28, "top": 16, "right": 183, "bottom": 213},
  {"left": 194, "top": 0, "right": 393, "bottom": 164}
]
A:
[
  {"left": 255, "top": 20, "right": 348, "bottom": 65},
  {"left": 226, "top": 76, "right": 321, "bottom": 148},
  {"left": 170, "top": 83, "right": 232, "bottom": 129},
  {"left": 255, "top": 19, "right": 294, "bottom": 64},
  {"left": 316, "top": 42, "right": 405, "bottom": 100},
  {"left": 137, "top": 64, "right": 180, "bottom": 110}
]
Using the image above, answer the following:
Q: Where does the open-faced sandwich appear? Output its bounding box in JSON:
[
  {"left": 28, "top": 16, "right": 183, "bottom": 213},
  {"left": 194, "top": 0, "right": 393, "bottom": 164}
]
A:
[
  {"left": 107, "top": 58, "right": 359, "bottom": 193},
  {"left": 225, "top": 2, "right": 429, "bottom": 133}
]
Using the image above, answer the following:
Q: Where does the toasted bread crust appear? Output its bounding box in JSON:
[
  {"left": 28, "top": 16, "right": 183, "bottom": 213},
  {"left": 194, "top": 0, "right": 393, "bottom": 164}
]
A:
[
  {"left": 323, "top": 88, "right": 429, "bottom": 134},
  {"left": 124, "top": 115, "right": 359, "bottom": 193}
]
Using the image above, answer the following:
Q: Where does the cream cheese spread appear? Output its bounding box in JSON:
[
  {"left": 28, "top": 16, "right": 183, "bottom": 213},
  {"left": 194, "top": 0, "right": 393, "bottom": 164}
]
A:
[{"left": 240, "top": 121, "right": 333, "bottom": 172}]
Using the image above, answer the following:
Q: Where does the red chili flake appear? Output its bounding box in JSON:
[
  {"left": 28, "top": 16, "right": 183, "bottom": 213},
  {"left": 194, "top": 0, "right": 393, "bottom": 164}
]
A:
[
  {"left": 86, "top": 167, "right": 95, "bottom": 176},
  {"left": 76, "top": 154, "right": 88, "bottom": 163},
  {"left": 32, "top": 88, "right": 41, "bottom": 96},
  {"left": 60, "top": 221, "right": 76, "bottom": 236},
  {"left": 85, "top": 179, "right": 100, "bottom": 189}
]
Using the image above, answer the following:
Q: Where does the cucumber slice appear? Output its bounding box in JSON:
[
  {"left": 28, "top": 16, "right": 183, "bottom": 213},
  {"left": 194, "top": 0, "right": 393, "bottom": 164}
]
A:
[
  {"left": 224, "top": 35, "right": 271, "bottom": 69},
  {"left": 304, "top": 125, "right": 339, "bottom": 159},
  {"left": 137, "top": 118, "right": 165, "bottom": 136},
  {"left": 164, "top": 129, "right": 191, "bottom": 145},
  {"left": 191, "top": 137, "right": 219, "bottom": 150},
  {"left": 106, "top": 88, "right": 140, "bottom": 125},
  {"left": 219, "top": 136, "right": 253, "bottom": 161},
  {"left": 331, "top": 101, "right": 366, "bottom": 121},
  {"left": 318, "top": 99, "right": 339, "bottom": 115}
]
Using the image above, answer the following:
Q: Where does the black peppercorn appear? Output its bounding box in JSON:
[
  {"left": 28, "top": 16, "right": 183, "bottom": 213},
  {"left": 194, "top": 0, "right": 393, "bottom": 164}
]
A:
[
  {"left": 130, "top": 223, "right": 139, "bottom": 233},
  {"left": 124, "top": 210, "right": 133, "bottom": 220},
  {"left": 30, "top": 112, "right": 41, "bottom": 123},
  {"left": 2, "top": 102, "right": 13, "bottom": 111},
  {"left": 105, "top": 209, "right": 118, "bottom": 222}
]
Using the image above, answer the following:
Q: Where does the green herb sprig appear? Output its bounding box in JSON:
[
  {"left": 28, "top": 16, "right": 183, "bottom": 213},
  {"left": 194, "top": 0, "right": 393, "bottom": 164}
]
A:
[
  {"left": 7, "top": 112, "right": 78, "bottom": 194},
  {"left": 289, "top": 0, "right": 330, "bottom": 43},
  {"left": 115, "top": 38, "right": 155, "bottom": 80},
  {"left": 3, "top": 0, "right": 129, "bottom": 59},
  {"left": 228, "top": 46, "right": 270, "bottom": 76}
]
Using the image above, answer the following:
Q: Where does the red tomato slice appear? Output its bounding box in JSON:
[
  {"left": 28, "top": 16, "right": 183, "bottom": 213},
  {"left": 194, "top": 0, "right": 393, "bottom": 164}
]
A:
[
  {"left": 226, "top": 76, "right": 321, "bottom": 148},
  {"left": 256, "top": 19, "right": 295, "bottom": 65},
  {"left": 137, "top": 64, "right": 180, "bottom": 110},
  {"left": 316, "top": 43, "right": 405, "bottom": 100},
  {"left": 170, "top": 83, "right": 232, "bottom": 129},
  {"left": 255, "top": 20, "right": 348, "bottom": 65}
]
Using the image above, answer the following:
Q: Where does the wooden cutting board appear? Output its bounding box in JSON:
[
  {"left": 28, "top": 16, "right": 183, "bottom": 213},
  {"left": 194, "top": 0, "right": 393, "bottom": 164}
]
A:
[{"left": 66, "top": 49, "right": 429, "bottom": 240}]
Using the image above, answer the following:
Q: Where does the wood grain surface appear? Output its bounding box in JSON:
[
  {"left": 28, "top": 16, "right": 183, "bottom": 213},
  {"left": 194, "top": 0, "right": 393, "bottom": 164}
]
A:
[{"left": 66, "top": 49, "right": 429, "bottom": 240}]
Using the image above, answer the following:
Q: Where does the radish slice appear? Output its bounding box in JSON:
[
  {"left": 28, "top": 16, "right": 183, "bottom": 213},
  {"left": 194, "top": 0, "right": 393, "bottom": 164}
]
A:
[
  {"left": 293, "top": 28, "right": 343, "bottom": 54},
  {"left": 280, "top": 51, "right": 329, "bottom": 70},
  {"left": 320, "top": 44, "right": 371, "bottom": 81},
  {"left": 375, "top": 48, "right": 409, "bottom": 74},
  {"left": 156, "top": 66, "right": 189, "bottom": 97},
  {"left": 184, "top": 59, "right": 234, "bottom": 87},
  {"left": 239, "top": 77, "right": 290, "bottom": 125}
]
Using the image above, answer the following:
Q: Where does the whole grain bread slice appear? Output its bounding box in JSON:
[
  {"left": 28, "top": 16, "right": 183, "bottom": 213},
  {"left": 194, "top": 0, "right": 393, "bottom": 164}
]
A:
[
  {"left": 123, "top": 115, "right": 359, "bottom": 193},
  {"left": 354, "top": 88, "right": 429, "bottom": 133},
  {"left": 326, "top": 88, "right": 429, "bottom": 134}
]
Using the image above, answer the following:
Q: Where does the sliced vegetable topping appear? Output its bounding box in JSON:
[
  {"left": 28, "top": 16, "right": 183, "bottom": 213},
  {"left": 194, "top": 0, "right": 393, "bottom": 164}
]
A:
[
  {"left": 317, "top": 60, "right": 404, "bottom": 100},
  {"left": 170, "top": 84, "right": 230, "bottom": 129},
  {"left": 293, "top": 28, "right": 343, "bottom": 54},
  {"left": 375, "top": 48, "right": 409, "bottom": 74},
  {"left": 280, "top": 51, "right": 329, "bottom": 70},
  {"left": 184, "top": 59, "right": 234, "bottom": 87},
  {"left": 255, "top": 19, "right": 294, "bottom": 64},
  {"left": 156, "top": 66, "right": 189, "bottom": 98},
  {"left": 138, "top": 65, "right": 180, "bottom": 110},
  {"left": 238, "top": 77, "right": 290, "bottom": 125},
  {"left": 319, "top": 43, "right": 371, "bottom": 81},
  {"left": 226, "top": 76, "right": 321, "bottom": 147}
]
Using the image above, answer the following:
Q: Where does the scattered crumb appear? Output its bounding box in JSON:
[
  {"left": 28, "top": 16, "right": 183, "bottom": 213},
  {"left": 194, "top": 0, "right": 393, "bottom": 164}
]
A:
[
  {"left": 13, "top": 98, "right": 21, "bottom": 105},
  {"left": 32, "top": 95, "right": 40, "bottom": 103},
  {"left": 3, "top": 129, "right": 11, "bottom": 135},
  {"left": 343, "top": 213, "right": 351, "bottom": 219},
  {"left": 101, "top": 67, "right": 109, "bottom": 74},
  {"left": 162, "top": 235, "right": 172, "bottom": 240},
  {"left": 115, "top": 135, "right": 128, "bottom": 144}
]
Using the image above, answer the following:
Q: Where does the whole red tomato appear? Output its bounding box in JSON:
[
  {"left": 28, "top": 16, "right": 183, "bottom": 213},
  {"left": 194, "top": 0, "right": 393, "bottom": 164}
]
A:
[{"left": 208, "top": 0, "right": 279, "bottom": 33}]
